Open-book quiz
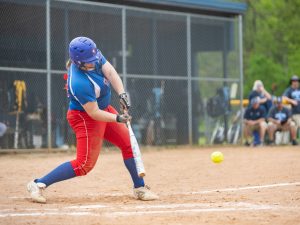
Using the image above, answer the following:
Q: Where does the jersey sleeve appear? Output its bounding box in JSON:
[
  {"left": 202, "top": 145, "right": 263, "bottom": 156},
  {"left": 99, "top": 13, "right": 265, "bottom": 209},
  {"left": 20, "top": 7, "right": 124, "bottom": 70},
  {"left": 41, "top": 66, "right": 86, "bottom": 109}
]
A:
[
  {"left": 69, "top": 67, "right": 96, "bottom": 105},
  {"left": 100, "top": 54, "right": 107, "bottom": 65}
]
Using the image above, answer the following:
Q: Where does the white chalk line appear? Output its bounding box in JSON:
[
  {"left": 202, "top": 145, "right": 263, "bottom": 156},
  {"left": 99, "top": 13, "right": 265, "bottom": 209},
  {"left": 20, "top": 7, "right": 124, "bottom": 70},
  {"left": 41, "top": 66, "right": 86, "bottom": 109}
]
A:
[
  {"left": 185, "top": 182, "right": 300, "bottom": 195},
  {"left": 0, "top": 202, "right": 274, "bottom": 217},
  {"left": 65, "top": 204, "right": 107, "bottom": 209},
  {"left": 1, "top": 202, "right": 299, "bottom": 218},
  {"left": 107, "top": 206, "right": 274, "bottom": 217},
  {"left": 0, "top": 202, "right": 270, "bottom": 212},
  {"left": 0, "top": 211, "right": 91, "bottom": 217},
  {"left": 8, "top": 181, "right": 300, "bottom": 200}
]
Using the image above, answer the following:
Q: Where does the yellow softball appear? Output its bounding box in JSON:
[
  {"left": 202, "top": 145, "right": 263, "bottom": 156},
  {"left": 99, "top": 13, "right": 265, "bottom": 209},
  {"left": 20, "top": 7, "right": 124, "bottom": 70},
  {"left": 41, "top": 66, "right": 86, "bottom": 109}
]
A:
[{"left": 211, "top": 151, "right": 224, "bottom": 163}]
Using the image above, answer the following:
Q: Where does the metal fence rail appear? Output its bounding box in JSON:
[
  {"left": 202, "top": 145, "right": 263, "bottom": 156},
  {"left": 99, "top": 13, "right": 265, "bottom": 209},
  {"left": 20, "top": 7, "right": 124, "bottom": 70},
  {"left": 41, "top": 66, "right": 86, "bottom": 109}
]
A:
[{"left": 0, "top": 0, "right": 243, "bottom": 149}]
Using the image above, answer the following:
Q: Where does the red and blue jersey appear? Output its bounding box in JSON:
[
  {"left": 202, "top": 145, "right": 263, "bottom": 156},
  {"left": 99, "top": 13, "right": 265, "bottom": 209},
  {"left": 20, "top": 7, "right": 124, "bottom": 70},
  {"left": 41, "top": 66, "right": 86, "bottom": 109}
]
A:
[{"left": 67, "top": 56, "right": 111, "bottom": 111}]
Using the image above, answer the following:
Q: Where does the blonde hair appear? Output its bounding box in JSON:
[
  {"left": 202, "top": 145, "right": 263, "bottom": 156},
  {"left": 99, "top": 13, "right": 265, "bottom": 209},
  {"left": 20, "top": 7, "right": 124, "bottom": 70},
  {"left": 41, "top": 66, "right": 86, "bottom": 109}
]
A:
[
  {"left": 252, "top": 80, "right": 264, "bottom": 91},
  {"left": 66, "top": 59, "right": 72, "bottom": 69}
]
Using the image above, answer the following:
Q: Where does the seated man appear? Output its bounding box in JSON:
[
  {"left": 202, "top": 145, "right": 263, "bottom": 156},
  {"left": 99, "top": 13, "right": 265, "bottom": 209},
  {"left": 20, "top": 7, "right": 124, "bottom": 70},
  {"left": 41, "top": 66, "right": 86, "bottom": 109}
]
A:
[
  {"left": 244, "top": 97, "right": 267, "bottom": 146},
  {"left": 267, "top": 97, "right": 298, "bottom": 145}
]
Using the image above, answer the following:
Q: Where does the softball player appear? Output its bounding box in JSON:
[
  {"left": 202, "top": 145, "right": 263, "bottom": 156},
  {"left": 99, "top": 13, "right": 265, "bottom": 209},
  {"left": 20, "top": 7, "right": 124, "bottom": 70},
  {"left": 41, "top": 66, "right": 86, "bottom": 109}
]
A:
[
  {"left": 27, "top": 37, "right": 158, "bottom": 203},
  {"left": 267, "top": 97, "right": 298, "bottom": 145},
  {"left": 243, "top": 97, "right": 267, "bottom": 146}
]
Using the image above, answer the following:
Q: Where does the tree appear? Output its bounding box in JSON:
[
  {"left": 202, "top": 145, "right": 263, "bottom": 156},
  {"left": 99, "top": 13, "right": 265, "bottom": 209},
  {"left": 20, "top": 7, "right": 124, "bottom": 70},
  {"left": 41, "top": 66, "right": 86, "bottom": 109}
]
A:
[{"left": 237, "top": 0, "right": 300, "bottom": 96}]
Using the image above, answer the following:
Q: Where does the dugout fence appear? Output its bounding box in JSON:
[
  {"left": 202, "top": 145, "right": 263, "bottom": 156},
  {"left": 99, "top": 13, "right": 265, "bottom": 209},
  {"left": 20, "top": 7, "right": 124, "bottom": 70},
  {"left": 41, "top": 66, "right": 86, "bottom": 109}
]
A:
[{"left": 0, "top": 0, "right": 244, "bottom": 149}]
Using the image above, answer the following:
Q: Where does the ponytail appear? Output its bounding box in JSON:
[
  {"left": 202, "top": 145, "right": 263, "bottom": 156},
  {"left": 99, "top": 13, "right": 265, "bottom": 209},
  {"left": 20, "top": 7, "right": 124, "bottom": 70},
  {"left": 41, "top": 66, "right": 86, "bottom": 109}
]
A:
[{"left": 66, "top": 59, "right": 72, "bottom": 69}]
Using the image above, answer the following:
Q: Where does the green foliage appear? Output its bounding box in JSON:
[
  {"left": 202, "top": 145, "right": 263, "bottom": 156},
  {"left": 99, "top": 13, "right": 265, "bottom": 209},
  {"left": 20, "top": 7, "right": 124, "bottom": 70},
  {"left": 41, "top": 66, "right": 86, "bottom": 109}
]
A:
[
  {"left": 238, "top": 0, "right": 300, "bottom": 97},
  {"left": 244, "top": 54, "right": 286, "bottom": 96}
]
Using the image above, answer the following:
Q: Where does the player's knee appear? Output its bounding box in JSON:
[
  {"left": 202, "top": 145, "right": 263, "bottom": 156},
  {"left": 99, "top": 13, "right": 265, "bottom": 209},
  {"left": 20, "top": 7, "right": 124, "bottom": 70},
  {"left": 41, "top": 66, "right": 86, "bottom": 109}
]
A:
[
  {"left": 121, "top": 145, "right": 134, "bottom": 160},
  {"left": 71, "top": 159, "right": 96, "bottom": 176},
  {"left": 267, "top": 124, "right": 276, "bottom": 131},
  {"left": 259, "top": 121, "right": 267, "bottom": 129}
]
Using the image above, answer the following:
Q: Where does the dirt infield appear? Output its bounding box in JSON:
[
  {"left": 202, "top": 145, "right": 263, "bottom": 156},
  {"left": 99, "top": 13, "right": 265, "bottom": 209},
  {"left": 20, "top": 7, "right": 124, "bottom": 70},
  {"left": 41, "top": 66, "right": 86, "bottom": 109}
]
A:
[{"left": 0, "top": 146, "right": 300, "bottom": 225}]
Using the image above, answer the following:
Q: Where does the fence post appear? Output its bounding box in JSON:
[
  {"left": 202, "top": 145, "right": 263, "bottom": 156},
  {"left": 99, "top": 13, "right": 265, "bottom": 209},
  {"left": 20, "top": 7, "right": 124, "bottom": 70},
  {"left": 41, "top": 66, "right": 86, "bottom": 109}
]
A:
[
  {"left": 187, "top": 15, "right": 192, "bottom": 145},
  {"left": 122, "top": 7, "right": 127, "bottom": 90},
  {"left": 238, "top": 15, "right": 244, "bottom": 144},
  {"left": 46, "top": 0, "right": 52, "bottom": 150}
]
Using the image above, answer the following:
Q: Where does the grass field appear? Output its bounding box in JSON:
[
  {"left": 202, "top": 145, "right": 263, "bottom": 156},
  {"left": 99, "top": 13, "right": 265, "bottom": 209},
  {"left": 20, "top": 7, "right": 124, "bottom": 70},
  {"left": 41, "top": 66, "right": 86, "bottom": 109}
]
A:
[{"left": 0, "top": 146, "right": 300, "bottom": 225}]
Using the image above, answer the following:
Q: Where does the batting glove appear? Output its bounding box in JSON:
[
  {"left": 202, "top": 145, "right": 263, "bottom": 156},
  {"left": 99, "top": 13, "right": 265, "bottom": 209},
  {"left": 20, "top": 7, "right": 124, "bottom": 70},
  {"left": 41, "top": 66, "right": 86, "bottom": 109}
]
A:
[
  {"left": 119, "top": 92, "right": 130, "bottom": 113},
  {"left": 116, "top": 113, "right": 132, "bottom": 123}
]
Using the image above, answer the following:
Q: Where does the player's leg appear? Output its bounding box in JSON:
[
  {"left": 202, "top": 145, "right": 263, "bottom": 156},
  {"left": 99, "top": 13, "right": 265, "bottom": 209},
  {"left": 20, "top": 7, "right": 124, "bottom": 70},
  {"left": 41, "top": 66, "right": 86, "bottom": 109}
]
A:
[
  {"left": 287, "top": 121, "right": 298, "bottom": 145},
  {"left": 292, "top": 114, "right": 300, "bottom": 128},
  {"left": 104, "top": 105, "right": 158, "bottom": 200},
  {"left": 243, "top": 123, "right": 252, "bottom": 146},
  {"left": 267, "top": 122, "right": 277, "bottom": 144},
  {"left": 104, "top": 106, "right": 144, "bottom": 188},
  {"left": 258, "top": 121, "right": 267, "bottom": 144},
  {"left": 27, "top": 111, "right": 105, "bottom": 203},
  {"left": 292, "top": 114, "right": 300, "bottom": 139}
]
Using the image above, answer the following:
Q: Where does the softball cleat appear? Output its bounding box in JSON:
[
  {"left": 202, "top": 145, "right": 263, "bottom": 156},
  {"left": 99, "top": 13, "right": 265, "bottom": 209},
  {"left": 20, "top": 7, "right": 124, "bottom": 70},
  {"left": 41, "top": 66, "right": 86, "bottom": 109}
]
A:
[
  {"left": 27, "top": 181, "right": 47, "bottom": 203},
  {"left": 133, "top": 185, "right": 159, "bottom": 201}
]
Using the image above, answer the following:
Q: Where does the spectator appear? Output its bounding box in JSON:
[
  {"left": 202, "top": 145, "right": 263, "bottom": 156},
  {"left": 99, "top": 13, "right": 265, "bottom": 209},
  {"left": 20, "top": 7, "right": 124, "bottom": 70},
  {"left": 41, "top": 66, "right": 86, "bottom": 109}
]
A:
[
  {"left": 244, "top": 97, "right": 267, "bottom": 146},
  {"left": 283, "top": 75, "right": 300, "bottom": 130},
  {"left": 249, "top": 80, "right": 272, "bottom": 113},
  {"left": 267, "top": 97, "right": 298, "bottom": 146}
]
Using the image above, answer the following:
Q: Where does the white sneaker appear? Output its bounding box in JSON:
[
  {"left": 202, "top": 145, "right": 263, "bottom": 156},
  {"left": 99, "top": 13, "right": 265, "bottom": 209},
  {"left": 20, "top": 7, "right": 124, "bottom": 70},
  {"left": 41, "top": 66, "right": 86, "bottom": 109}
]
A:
[
  {"left": 133, "top": 185, "right": 159, "bottom": 201},
  {"left": 27, "top": 181, "right": 46, "bottom": 203}
]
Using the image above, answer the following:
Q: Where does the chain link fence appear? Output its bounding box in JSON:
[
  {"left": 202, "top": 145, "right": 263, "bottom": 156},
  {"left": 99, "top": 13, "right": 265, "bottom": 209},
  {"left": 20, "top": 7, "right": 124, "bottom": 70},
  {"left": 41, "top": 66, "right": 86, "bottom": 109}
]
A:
[{"left": 0, "top": 0, "right": 243, "bottom": 149}]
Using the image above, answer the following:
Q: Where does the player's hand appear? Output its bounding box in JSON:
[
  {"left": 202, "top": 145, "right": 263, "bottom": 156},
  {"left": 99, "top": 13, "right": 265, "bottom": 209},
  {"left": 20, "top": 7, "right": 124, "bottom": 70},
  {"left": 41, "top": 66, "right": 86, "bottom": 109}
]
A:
[
  {"left": 116, "top": 113, "right": 132, "bottom": 123},
  {"left": 119, "top": 92, "right": 130, "bottom": 113},
  {"left": 246, "top": 120, "right": 254, "bottom": 126},
  {"left": 292, "top": 100, "right": 298, "bottom": 106},
  {"left": 260, "top": 97, "right": 267, "bottom": 103}
]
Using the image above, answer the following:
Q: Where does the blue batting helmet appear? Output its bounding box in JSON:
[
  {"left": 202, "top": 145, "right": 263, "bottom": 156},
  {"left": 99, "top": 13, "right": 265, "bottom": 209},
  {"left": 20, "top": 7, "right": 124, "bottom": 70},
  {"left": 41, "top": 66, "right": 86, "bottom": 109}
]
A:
[{"left": 69, "top": 37, "right": 101, "bottom": 66}]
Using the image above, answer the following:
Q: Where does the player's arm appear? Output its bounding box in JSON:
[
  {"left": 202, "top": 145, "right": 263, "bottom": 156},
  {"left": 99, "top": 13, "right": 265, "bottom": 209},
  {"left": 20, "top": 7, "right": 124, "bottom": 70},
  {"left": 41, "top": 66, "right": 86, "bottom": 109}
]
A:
[
  {"left": 254, "top": 117, "right": 266, "bottom": 124},
  {"left": 102, "top": 61, "right": 130, "bottom": 111},
  {"left": 268, "top": 117, "right": 280, "bottom": 124},
  {"left": 283, "top": 96, "right": 298, "bottom": 106},
  {"left": 245, "top": 119, "right": 254, "bottom": 125},
  {"left": 244, "top": 118, "right": 255, "bottom": 125},
  {"left": 259, "top": 97, "right": 267, "bottom": 104},
  {"left": 82, "top": 101, "right": 130, "bottom": 123},
  {"left": 284, "top": 117, "right": 292, "bottom": 125},
  {"left": 102, "top": 61, "right": 125, "bottom": 95},
  {"left": 283, "top": 89, "right": 298, "bottom": 106},
  {"left": 262, "top": 88, "right": 272, "bottom": 99}
]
